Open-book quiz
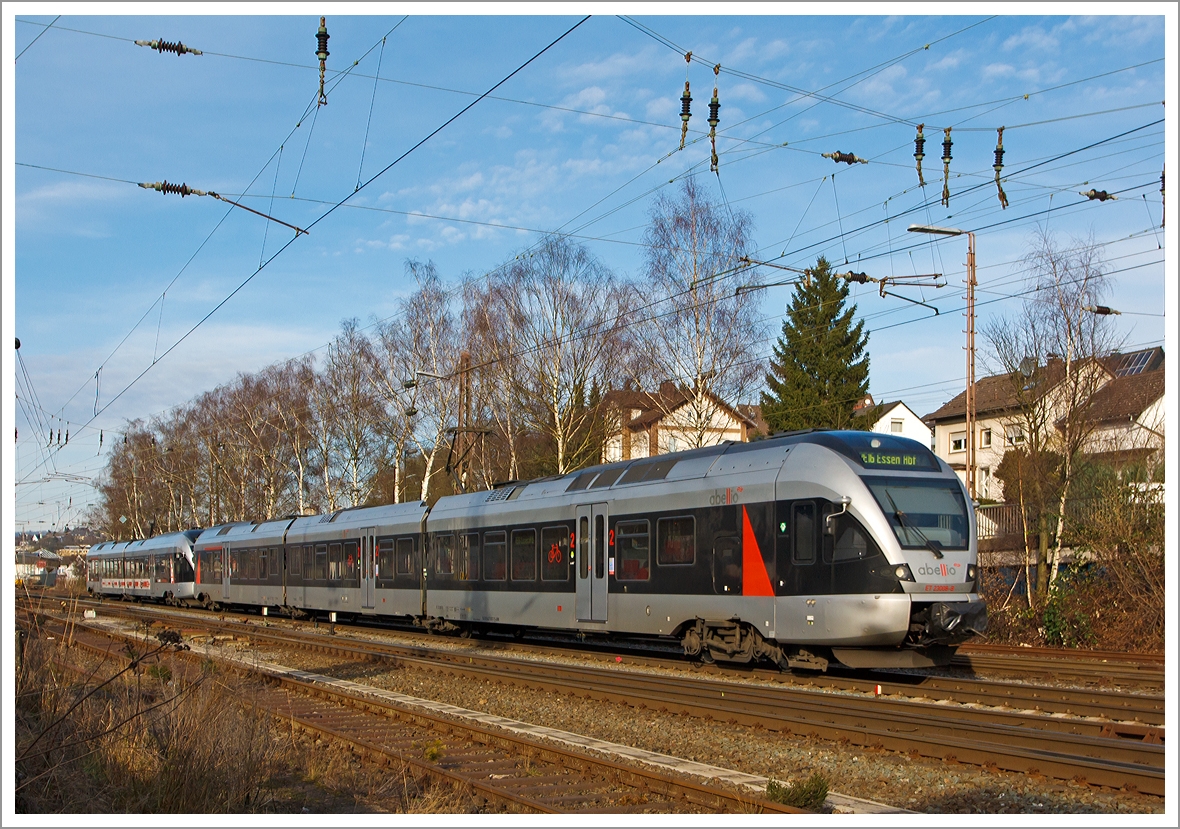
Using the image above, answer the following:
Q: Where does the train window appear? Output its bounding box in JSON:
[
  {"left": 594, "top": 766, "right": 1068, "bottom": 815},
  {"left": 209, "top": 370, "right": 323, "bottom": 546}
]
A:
[
  {"left": 176, "top": 554, "right": 194, "bottom": 582},
  {"left": 566, "top": 470, "right": 598, "bottom": 491},
  {"left": 271, "top": 547, "right": 280, "bottom": 576},
  {"left": 511, "top": 529, "right": 537, "bottom": 581},
  {"left": 657, "top": 517, "right": 695, "bottom": 566},
  {"left": 483, "top": 531, "right": 507, "bottom": 581},
  {"left": 541, "top": 526, "right": 569, "bottom": 581},
  {"left": 459, "top": 533, "right": 480, "bottom": 581},
  {"left": 594, "top": 516, "right": 605, "bottom": 578},
  {"left": 377, "top": 539, "right": 394, "bottom": 579},
  {"left": 590, "top": 467, "right": 625, "bottom": 489},
  {"left": 315, "top": 544, "right": 328, "bottom": 581},
  {"left": 303, "top": 545, "right": 314, "bottom": 579},
  {"left": 396, "top": 538, "right": 414, "bottom": 576},
  {"left": 435, "top": 534, "right": 455, "bottom": 576},
  {"left": 289, "top": 545, "right": 301, "bottom": 576},
  {"left": 329, "top": 543, "right": 343, "bottom": 581},
  {"left": 615, "top": 521, "right": 650, "bottom": 581},
  {"left": 832, "top": 516, "right": 871, "bottom": 562},
  {"left": 579, "top": 517, "right": 589, "bottom": 579},
  {"left": 155, "top": 555, "right": 170, "bottom": 583},
  {"left": 618, "top": 462, "right": 654, "bottom": 486},
  {"left": 259, "top": 549, "right": 268, "bottom": 579},
  {"left": 793, "top": 503, "right": 816, "bottom": 565},
  {"left": 344, "top": 541, "right": 358, "bottom": 581}
]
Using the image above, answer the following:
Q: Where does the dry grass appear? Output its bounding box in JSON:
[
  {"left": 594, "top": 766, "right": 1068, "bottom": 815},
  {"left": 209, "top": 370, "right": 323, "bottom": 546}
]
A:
[{"left": 14, "top": 621, "right": 481, "bottom": 814}]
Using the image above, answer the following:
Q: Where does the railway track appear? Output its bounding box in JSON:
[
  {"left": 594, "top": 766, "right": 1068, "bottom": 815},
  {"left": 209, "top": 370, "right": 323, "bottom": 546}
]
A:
[
  {"left": 38, "top": 595, "right": 1164, "bottom": 724},
  {"left": 23, "top": 612, "right": 803, "bottom": 815},
  {"left": 24, "top": 599, "right": 1165, "bottom": 797},
  {"left": 953, "top": 643, "right": 1165, "bottom": 688}
]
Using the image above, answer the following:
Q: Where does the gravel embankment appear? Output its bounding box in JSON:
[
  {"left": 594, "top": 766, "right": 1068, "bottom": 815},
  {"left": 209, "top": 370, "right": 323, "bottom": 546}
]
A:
[{"left": 215, "top": 630, "right": 1162, "bottom": 815}]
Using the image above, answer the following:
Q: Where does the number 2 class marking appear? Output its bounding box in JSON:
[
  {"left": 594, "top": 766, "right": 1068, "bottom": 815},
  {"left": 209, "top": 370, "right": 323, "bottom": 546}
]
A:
[{"left": 609, "top": 529, "right": 615, "bottom": 546}]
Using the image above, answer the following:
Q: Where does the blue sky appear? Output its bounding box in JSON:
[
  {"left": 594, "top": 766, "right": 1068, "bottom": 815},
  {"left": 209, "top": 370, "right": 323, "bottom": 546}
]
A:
[{"left": 5, "top": 8, "right": 1173, "bottom": 534}]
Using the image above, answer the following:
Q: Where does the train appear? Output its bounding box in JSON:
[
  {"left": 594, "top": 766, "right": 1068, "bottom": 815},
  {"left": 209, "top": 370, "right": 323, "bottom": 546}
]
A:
[{"left": 87, "top": 430, "right": 988, "bottom": 671}]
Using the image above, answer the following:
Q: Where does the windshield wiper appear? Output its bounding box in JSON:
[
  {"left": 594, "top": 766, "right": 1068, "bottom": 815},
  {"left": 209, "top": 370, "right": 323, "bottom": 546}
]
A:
[{"left": 885, "top": 489, "right": 944, "bottom": 559}]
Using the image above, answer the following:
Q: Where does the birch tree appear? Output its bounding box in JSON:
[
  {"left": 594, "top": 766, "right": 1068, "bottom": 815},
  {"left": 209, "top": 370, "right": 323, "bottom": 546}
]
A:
[{"left": 637, "top": 177, "right": 764, "bottom": 447}]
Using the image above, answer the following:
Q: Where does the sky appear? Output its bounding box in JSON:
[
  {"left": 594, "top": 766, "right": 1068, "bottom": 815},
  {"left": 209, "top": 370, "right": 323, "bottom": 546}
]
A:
[{"left": 4, "top": 6, "right": 1175, "bottom": 535}]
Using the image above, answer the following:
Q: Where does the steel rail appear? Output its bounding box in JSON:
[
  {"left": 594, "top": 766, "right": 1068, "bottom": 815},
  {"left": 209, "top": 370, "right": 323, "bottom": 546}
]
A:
[
  {"left": 23, "top": 612, "right": 803, "bottom": 815},
  {"left": 33, "top": 600, "right": 1162, "bottom": 796}
]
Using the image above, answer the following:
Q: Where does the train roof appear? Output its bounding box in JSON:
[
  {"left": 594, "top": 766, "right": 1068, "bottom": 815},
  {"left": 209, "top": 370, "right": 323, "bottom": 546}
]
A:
[
  {"left": 432, "top": 430, "right": 939, "bottom": 515},
  {"left": 87, "top": 530, "right": 199, "bottom": 557},
  {"left": 192, "top": 502, "right": 428, "bottom": 548}
]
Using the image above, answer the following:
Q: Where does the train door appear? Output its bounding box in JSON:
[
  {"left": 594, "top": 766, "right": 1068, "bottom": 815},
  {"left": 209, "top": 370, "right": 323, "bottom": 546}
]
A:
[
  {"left": 575, "top": 503, "right": 609, "bottom": 623},
  {"left": 221, "top": 545, "right": 231, "bottom": 601},
  {"left": 361, "top": 527, "right": 376, "bottom": 609}
]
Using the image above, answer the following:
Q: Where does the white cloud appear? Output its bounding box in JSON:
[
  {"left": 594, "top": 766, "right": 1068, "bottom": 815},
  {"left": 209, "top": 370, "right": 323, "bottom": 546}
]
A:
[{"left": 1002, "top": 26, "right": 1059, "bottom": 53}]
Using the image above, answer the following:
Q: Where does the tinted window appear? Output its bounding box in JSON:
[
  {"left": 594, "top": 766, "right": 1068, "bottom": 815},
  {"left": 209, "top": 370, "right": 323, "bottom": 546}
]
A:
[
  {"left": 396, "top": 537, "right": 414, "bottom": 576},
  {"left": 344, "top": 541, "right": 358, "bottom": 581},
  {"left": 616, "top": 520, "right": 649, "bottom": 581},
  {"left": 435, "top": 534, "right": 455, "bottom": 576},
  {"left": 579, "top": 516, "right": 589, "bottom": 579},
  {"left": 378, "top": 539, "right": 394, "bottom": 579},
  {"left": 541, "top": 526, "right": 570, "bottom": 581},
  {"left": 511, "top": 529, "right": 536, "bottom": 581},
  {"left": 459, "top": 533, "right": 480, "bottom": 581},
  {"left": 484, "top": 531, "right": 507, "bottom": 581},
  {"left": 793, "top": 503, "right": 816, "bottom": 565},
  {"left": 657, "top": 517, "right": 695, "bottom": 565}
]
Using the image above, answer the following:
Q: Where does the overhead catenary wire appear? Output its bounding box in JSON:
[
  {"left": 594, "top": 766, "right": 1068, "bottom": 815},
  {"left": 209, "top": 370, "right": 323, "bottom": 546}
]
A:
[{"left": 19, "top": 16, "right": 594, "bottom": 486}]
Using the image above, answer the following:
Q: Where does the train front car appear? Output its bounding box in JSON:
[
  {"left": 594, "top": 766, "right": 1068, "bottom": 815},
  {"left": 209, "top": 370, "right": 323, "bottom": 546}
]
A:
[
  {"left": 86, "top": 531, "right": 199, "bottom": 603},
  {"left": 775, "top": 431, "right": 987, "bottom": 669}
]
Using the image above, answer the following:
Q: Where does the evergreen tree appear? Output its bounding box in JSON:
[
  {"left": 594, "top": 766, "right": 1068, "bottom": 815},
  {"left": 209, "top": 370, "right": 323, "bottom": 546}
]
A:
[{"left": 761, "top": 257, "right": 870, "bottom": 432}]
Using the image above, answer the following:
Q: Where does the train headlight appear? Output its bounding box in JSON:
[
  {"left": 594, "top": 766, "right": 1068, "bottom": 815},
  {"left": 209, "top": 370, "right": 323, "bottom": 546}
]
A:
[
  {"left": 967, "top": 564, "right": 977, "bottom": 582},
  {"left": 894, "top": 564, "right": 914, "bottom": 582}
]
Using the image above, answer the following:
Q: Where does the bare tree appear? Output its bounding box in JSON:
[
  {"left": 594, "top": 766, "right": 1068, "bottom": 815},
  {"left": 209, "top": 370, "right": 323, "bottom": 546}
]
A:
[
  {"left": 983, "top": 229, "right": 1118, "bottom": 600},
  {"left": 487, "top": 237, "right": 630, "bottom": 475},
  {"left": 635, "top": 177, "right": 764, "bottom": 448}
]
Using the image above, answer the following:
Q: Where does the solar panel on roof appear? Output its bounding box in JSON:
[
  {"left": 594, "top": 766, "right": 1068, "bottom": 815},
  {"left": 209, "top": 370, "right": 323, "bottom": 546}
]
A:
[{"left": 1114, "top": 350, "right": 1152, "bottom": 377}]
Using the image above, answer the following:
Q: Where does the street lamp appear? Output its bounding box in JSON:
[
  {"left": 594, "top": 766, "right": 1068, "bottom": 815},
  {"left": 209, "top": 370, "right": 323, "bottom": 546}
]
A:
[
  {"left": 908, "top": 223, "right": 978, "bottom": 499},
  {"left": 402, "top": 370, "right": 448, "bottom": 390}
]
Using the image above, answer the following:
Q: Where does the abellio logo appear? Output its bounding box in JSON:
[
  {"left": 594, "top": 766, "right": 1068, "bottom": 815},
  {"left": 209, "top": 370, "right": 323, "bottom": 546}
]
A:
[
  {"left": 916, "top": 563, "right": 959, "bottom": 578},
  {"left": 708, "top": 487, "right": 744, "bottom": 506}
]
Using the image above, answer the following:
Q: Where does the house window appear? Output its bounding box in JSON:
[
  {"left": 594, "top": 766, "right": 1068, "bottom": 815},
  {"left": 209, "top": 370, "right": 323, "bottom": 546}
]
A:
[
  {"left": 890, "top": 419, "right": 904, "bottom": 434},
  {"left": 980, "top": 428, "right": 992, "bottom": 449},
  {"left": 950, "top": 432, "right": 966, "bottom": 453},
  {"left": 1006, "top": 426, "right": 1025, "bottom": 446}
]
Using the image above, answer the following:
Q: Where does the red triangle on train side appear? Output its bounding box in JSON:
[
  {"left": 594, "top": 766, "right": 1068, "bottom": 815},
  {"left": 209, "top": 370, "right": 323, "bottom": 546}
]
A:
[{"left": 742, "top": 506, "right": 775, "bottom": 597}]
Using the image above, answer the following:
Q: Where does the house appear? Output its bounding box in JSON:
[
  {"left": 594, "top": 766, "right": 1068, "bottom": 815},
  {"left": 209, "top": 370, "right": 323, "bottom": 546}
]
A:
[
  {"left": 1069, "top": 366, "right": 1165, "bottom": 464},
  {"left": 851, "top": 395, "right": 933, "bottom": 448},
  {"left": 923, "top": 346, "right": 1164, "bottom": 501},
  {"left": 601, "top": 381, "right": 762, "bottom": 463},
  {"left": 15, "top": 549, "right": 62, "bottom": 588}
]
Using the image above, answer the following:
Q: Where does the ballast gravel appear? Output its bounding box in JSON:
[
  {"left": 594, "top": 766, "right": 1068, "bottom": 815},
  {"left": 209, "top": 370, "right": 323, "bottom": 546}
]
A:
[{"left": 212, "top": 629, "right": 1162, "bottom": 815}]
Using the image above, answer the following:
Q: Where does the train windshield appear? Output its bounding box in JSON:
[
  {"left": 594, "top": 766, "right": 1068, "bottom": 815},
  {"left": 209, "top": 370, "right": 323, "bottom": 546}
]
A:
[{"left": 864, "top": 477, "right": 970, "bottom": 551}]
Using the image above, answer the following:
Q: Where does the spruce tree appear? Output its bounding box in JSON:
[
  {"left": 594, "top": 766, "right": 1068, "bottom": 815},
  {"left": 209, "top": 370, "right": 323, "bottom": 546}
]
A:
[{"left": 761, "top": 256, "right": 870, "bottom": 433}]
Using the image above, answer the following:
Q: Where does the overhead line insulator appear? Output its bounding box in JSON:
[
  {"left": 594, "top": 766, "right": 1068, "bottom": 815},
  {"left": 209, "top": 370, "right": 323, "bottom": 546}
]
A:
[
  {"left": 993, "top": 127, "right": 1008, "bottom": 209},
  {"left": 941, "top": 127, "right": 953, "bottom": 208},
  {"left": 708, "top": 64, "right": 720, "bottom": 173},
  {"left": 913, "top": 124, "right": 926, "bottom": 187},
  {"left": 316, "top": 17, "right": 331, "bottom": 107},
  {"left": 678, "top": 51, "right": 692, "bottom": 151},
  {"left": 822, "top": 151, "right": 867, "bottom": 165},
  {"left": 135, "top": 38, "right": 202, "bottom": 56},
  {"left": 1080, "top": 188, "right": 1117, "bottom": 202},
  {"left": 139, "top": 180, "right": 308, "bottom": 235}
]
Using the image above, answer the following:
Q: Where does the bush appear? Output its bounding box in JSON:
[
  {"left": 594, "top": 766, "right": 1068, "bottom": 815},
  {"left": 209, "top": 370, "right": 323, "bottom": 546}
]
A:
[{"left": 766, "top": 773, "right": 829, "bottom": 811}]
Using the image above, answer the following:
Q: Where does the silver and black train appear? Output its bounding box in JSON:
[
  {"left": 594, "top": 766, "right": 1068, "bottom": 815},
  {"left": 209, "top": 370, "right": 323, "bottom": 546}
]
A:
[{"left": 88, "top": 430, "right": 987, "bottom": 670}]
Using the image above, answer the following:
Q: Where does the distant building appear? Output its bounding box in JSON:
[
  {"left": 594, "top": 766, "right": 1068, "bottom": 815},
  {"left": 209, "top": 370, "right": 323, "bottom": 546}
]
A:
[
  {"left": 601, "top": 381, "right": 762, "bottom": 463},
  {"left": 15, "top": 549, "right": 62, "bottom": 588},
  {"left": 923, "top": 346, "right": 1164, "bottom": 501},
  {"left": 851, "top": 395, "right": 933, "bottom": 449}
]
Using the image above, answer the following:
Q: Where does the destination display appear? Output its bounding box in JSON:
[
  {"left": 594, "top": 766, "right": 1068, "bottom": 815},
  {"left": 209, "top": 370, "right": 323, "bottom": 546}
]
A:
[{"left": 858, "top": 450, "right": 929, "bottom": 469}]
